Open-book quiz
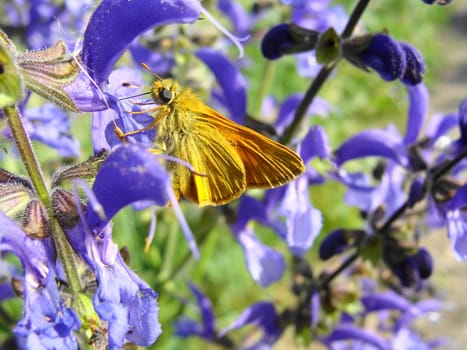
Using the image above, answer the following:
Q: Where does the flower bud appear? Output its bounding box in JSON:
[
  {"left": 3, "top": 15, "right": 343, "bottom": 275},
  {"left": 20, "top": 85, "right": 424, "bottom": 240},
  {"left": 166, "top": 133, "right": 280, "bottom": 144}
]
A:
[
  {"left": 51, "top": 188, "right": 84, "bottom": 229},
  {"left": 319, "top": 229, "right": 365, "bottom": 260},
  {"left": 22, "top": 199, "right": 50, "bottom": 239},
  {"left": 261, "top": 23, "right": 320, "bottom": 60},
  {"left": 400, "top": 42, "right": 425, "bottom": 85},
  {"left": 17, "top": 41, "right": 81, "bottom": 112},
  {"left": 52, "top": 151, "right": 108, "bottom": 188},
  {"left": 353, "top": 33, "right": 406, "bottom": 82}
]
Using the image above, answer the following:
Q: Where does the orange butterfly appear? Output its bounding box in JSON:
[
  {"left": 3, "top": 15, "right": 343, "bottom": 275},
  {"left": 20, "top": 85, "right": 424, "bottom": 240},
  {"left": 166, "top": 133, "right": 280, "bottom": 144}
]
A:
[{"left": 118, "top": 65, "right": 305, "bottom": 207}]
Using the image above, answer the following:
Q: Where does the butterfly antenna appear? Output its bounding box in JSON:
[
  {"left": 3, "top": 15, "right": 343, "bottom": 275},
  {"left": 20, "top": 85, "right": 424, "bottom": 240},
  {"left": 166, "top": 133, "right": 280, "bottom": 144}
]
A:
[
  {"left": 119, "top": 91, "right": 152, "bottom": 101},
  {"left": 141, "top": 62, "right": 163, "bottom": 81}
]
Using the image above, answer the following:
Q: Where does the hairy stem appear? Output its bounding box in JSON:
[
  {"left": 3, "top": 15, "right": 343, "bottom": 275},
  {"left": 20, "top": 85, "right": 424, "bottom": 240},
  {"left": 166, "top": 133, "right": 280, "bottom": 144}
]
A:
[{"left": 3, "top": 105, "right": 82, "bottom": 293}]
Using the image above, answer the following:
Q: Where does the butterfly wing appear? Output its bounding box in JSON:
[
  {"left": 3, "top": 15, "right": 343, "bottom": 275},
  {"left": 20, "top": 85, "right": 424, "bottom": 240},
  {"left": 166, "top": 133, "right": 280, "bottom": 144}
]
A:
[
  {"left": 190, "top": 104, "right": 306, "bottom": 189},
  {"left": 171, "top": 120, "right": 247, "bottom": 206}
]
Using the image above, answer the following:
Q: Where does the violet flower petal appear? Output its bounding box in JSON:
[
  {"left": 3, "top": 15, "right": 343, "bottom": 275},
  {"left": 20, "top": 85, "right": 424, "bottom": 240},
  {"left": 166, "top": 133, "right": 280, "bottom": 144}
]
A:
[
  {"left": 278, "top": 175, "right": 322, "bottom": 256},
  {"left": 195, "top": 48, "right": 247, "bottom": 123},
  {"left": 300, "top": 125, "right": 331, "bottom": 162},
  {"left": 82, "top": 0, "right": 200, "bottom": 83},
  {"left": 334, "top": 129, "right": 409, "bottom": 167},
  {"left": 86, "top": 144, "right": 171, "bottom": 230},
  {"left": 219, "top": 302, "right": 281, "bottom": 347},
  {"left": 217, "top": 0, "right": 249, "bottom": 37},
  {"left": 358, "top": 34, "right": 406, "bottom": 82},
  {"left": 322, "top": 324, "right": 390, "bottom": 350},
  {"left": 403, "top": 84, "right": 429, "bottom": 145},
  {"left": 174, "top": 283, "right": 215, "bottom": 339},
  {"left": 446, "top": 184, "right": 467, "bottom": 260},
  {"left": 236, "top": 228, "right": 285, "bottom": 287}
]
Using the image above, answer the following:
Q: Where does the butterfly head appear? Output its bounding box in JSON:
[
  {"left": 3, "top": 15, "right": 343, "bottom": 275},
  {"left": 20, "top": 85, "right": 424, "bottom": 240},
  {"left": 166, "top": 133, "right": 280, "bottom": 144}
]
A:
[{"left": 150, "top": 79, "right": 180, "bottom": 106}]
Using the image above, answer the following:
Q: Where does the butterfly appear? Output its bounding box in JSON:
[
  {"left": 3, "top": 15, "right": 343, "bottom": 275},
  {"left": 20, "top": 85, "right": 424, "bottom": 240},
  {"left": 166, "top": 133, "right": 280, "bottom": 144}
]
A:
[{"left": 117, "top": 64, "right": 305, "bottom": 207}]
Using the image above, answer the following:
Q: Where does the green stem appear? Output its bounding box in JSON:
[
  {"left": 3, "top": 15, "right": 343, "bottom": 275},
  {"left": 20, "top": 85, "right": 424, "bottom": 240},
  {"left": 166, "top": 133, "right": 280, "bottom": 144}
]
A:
[
  {"left": 4, "top": 106, "right": 50, "bottom": 205},
  {"left": 3, "top": 105, "right": 82, "bottom": 293},
  {"left": 253, "top": 60, "right": 277, "bottom": 118},
  {"left": 158, "top": 207, "right": 219, "bottom": 285}
]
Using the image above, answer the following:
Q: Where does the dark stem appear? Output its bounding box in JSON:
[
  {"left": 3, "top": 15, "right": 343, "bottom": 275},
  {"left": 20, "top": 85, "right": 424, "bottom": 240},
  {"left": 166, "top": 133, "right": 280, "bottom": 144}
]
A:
[
  {"left": 342, "top": 0, "right": 372, "bottom": 39},
  {"left": 280, "top": 66, "right": 334, "bottom": 144},
  {"left": 280, "top": 0, "right": 371, "bottom": 145},
  {"left": 319, "top": 252, "right": 359, "bottom": 287}
]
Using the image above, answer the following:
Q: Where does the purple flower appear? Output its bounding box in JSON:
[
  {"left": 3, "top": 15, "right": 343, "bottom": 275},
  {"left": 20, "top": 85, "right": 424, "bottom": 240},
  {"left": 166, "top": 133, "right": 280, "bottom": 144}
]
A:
[
  {"left": 217, "top": 0, "right": 249, "bottom": 38},
  {"left": 261, "top": 24, "right": 312, "bottom": 60},
  {"left": 319, "top": 229, "right": 365, "bottom": 260},
  {"left": 67, "top": 223, "right": 161, "bottom": 348},
  {"left": 62, "top": 144, "right": 187, "bottom": 347},
  {"left": 23, "top": 103, "right": 80, "bottom": 157},
  {"left": 334, "top": 128, "right": 409, "bottom": 167},
  {"left": 84, "top": 144, "right": 198, "bottom": 258},
  {"left": 261, "top": 3, "right": 347, "bottom": 76},
  {"left": 234, "top": 226, "right": 285, "bottom": 287},
  {"left": 422, "top": 0, "right": 453, "bottom": 5},
  {"left": 321, "top": 324, "right": 390, "bottom": 350},
  {"left": 219, "top": 302, "right": 281, "bottom": 349},
  {"left": 81, "top": 0, "right": 201, "bottom": 84},
  {"left": 400, "top": 43, "right": 425, "bottom": 85},
  {"left": 355, "top": 34, "right": 426, "bottom": 85},
  {"left": 62, "top": 70, "right": 109, "bottom": 112},
  {"left": 357, "top": 34, "right": 406, "bottom": 82},
  {"left": 278, "top": 173, "right": 322, "bottom": 256},
  {"left": 129, "top": 40, "right": 175, "bottom": 77},
  {"left": 334, "top": 84, "right": 429, "bottom": 217},
  {"left": 57, "top": 144, "right": 201, "bottom": 348},
  {"left": 195, "top": 48, "right": 247, "bottom": 123},
  {"left": 301, "top": 125, "right": 332, "bottom": 161},
  {"left": 446, "top": 183, "right": 467, "bottom": 260},
  {"left": 360, "top": 291, "right": 444, "bottom": 349},
  {"left": 174, "top": 283, "right": 215, "bottom": 340},
  {"left": 91, "top": 67, "right": 155, "bottom": 152},
  {"left": 15, "top": 273, "right": 81, "bottom": 349},
  {"left": 339, "top": 162, "right": 406, "bottom": 219},
  {"left": 0, "top": 212, "right": 80, "bottom": 348}
]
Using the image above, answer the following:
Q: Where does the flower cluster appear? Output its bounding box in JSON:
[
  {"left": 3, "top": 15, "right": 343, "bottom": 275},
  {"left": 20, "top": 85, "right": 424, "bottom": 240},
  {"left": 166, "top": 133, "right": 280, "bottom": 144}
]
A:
[{"left": 0, "top": 0, "right": 464, "bottom": 349}]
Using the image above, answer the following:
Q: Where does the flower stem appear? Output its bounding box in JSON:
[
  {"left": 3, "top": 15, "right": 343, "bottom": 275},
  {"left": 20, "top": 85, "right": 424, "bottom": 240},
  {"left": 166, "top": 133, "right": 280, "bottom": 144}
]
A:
[
  {"left": 3, "top": 105, "right": 82, "bottom": 293},
  {"left": 320, "top": 252, "right": 359, "bottom": 287},
  {"left": 4, "top": 106, "right": 50, "bottom": 205},
  {"left": 281, "top": 65, "right": 334, "bottom": 144},
  {"left": 253, "top": 60, "right": 276, "bottom": 118},
  {"left": 280, "top": 0, "right": 371, "bottom": 145}
]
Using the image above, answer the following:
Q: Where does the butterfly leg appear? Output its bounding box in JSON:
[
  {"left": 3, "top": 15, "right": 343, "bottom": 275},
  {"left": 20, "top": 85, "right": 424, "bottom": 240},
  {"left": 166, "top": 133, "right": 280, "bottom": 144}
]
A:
[{"left": 114, "top": 105, "right": 169, "bottom": 141}]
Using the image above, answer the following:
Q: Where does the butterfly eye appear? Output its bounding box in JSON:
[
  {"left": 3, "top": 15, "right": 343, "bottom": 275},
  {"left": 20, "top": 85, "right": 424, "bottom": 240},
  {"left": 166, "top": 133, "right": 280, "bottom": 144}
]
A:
[{"left": 159, "top": 88, "right": 173, "bottom": 104}]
